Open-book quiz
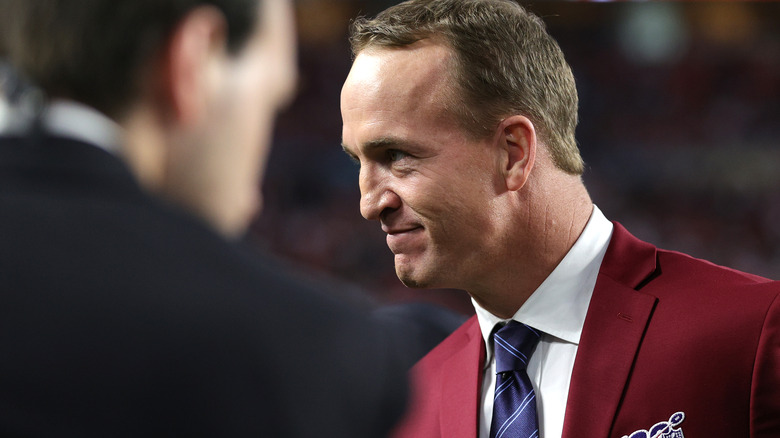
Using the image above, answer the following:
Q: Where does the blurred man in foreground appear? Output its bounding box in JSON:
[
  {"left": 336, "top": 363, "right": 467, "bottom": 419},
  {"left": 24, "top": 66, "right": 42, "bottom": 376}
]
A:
[
  {"left": 0, "top": 0, "right": 407, "bottom": 435},
  {"left": 340, "top": 0, "right": 780, "bottom": 437}
]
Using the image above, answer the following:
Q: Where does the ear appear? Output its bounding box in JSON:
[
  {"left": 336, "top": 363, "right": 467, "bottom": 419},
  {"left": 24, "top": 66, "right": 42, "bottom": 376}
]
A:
[
  {"left": 158, "top": 6, "right": 228, "bottom": 126},
  {"left": 499, "top": 115, "right": 536, "bottom": 191}
]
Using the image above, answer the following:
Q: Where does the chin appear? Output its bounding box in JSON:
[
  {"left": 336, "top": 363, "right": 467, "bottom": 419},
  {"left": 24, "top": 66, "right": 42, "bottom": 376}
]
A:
[
  {"left": 211, "top": 204, "right": 256, "bottom": 240},
  {"left": 395, "top": 253, "right": 452, "bottom": 289},
  {"left": 396, "top": 265, "right": 440, "bottom": 290},
  {"left": 399, "top": 276, "right": 427, "bottom": 289}
]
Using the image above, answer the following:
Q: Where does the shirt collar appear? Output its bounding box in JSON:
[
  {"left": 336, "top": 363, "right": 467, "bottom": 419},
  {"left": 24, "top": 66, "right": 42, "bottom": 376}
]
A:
[
  {"left": 0, "top": 98, "right": 123, "bottom": 155},
  {"left": 42, "top": 99, "right": 123, "bottom": 154},
  {"left": 473, "top": 205, "right": 613, "bottom": 363}
]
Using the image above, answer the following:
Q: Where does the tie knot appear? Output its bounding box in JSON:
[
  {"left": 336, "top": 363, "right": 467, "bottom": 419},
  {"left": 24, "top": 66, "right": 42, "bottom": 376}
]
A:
[{"left": 492, "top": 321, "right": 541, "bottom": 374}]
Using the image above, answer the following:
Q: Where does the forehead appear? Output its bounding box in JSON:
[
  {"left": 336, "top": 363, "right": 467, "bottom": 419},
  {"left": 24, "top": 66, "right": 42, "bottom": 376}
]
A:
[
  {"left": 342, "top": 40, "right": 454, "bottom": 116},
  {"left": 341, "top": 41, "right": 462, "bottom": 148}
]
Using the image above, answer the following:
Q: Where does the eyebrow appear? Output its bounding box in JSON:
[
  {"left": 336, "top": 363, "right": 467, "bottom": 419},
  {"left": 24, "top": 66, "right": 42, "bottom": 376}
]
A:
[{"left": 341, "top": 137, "right": 409, "bottom": 157}]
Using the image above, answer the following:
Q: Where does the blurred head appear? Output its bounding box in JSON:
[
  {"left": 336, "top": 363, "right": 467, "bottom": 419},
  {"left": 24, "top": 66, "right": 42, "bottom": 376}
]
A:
[
  {"left": 2, "top": 0, "right": 262, "bottom": 120},
  {"left": 1, "top": 0, "right": 298, "bottom": 236},
  {"left": 349, "top": 0, "right": 583, "bottom": 175}
]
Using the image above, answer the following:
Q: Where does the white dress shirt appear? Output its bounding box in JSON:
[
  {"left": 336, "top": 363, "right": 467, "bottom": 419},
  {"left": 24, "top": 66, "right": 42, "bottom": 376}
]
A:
[{"left": 474, "top": 205, "right": 613, "bottom": 438}]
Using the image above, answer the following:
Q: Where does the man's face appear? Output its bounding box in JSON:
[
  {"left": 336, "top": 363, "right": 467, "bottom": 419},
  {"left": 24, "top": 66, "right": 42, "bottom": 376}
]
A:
[
  {"left": 341, "top": 42, "right": 507, "bottom": 290},
  {"left": 174, "top": 0, "right": 297, "bottom": 237}
]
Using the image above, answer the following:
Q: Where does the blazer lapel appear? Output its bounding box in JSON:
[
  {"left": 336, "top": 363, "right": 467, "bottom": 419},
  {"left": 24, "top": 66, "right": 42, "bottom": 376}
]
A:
[
  {"left": 562, "top": 223, "right": 659, "bottom": 438},
  {"left": 440, "top": 318, "right": 486, "bottom": 438}
]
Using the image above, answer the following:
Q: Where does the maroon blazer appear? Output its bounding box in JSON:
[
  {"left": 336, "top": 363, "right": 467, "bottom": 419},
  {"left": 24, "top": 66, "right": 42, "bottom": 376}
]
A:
[{"left": 393, "top": 223, "right": 780, "bottom": 438}]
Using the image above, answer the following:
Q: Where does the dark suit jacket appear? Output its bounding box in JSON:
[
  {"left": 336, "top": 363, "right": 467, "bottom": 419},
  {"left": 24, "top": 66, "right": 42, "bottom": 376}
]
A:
[
  {"left": 0, "top": 133, "right": 408, "bottom": 437},
  {"left": 392, "top": 223, "right": 780, "bottom": 438}
]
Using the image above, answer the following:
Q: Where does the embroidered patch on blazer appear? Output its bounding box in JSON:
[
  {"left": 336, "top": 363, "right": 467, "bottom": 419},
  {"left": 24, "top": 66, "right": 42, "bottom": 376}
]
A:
[{"left": 621, "top": 412, "right": 685, "bottom": 438}]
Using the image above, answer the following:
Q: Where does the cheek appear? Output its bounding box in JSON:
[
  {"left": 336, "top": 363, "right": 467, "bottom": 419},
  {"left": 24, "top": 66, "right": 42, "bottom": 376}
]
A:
[
  {"left": 413, "top": 173, "right": 500, "bottom": 244},
  {"left": 200, "top": 74, "right": 274, "bottom": 215},
  {"left": 414, "top": 163, "right": 495, "bottom": 212},
  {"left": 405, "top": 177, "right": 485, "bottom": 229},
  {"left": 231, "top": 67, "right": 271, "bottom": 119},
  {"left": 223, "top": 62, "right": 278, "bottom": 154}
]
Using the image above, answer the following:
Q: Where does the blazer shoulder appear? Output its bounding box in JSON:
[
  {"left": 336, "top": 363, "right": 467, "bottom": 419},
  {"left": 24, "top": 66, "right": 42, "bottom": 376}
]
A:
[
  {"left": 645, "top": 247, "right": 777, "bottom": 311},
  {"left": 656, "top": 247, "right": 773, "bottom": 286},
  {"left": 607, "top": 221, "right": 774, "bottom": 292}
]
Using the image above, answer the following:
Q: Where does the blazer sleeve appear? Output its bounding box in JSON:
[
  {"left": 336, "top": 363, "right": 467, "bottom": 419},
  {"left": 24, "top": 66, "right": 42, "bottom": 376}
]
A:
[{"left": 750, "top": 286, "right": 780, "bottom": 437}]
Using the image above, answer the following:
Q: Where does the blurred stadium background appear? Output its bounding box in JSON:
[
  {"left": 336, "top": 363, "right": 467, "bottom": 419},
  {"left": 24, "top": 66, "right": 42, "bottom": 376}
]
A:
[
  {"left": 3, "top": 1, "right": 778, "bottom": 315},
  {"left": 253, "top": 1, "right": 780, "bottom": 314}
]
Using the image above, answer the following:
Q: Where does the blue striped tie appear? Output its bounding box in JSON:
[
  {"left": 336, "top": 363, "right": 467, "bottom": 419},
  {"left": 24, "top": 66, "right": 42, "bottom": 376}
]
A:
[{"left": 489, "top": 321, "right": 542, "bottom": 438}]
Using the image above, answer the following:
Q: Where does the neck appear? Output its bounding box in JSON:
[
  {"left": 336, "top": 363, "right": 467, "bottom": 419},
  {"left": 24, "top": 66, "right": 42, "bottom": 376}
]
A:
[
  {"left": 470, "top": 163, "right": 593, "bottom": 319},
  {"left": 118, "top": 104, "right": 169, "bottom": 191}
]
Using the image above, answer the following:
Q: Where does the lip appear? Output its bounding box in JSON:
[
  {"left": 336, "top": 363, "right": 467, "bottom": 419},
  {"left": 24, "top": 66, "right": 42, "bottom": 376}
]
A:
[
  {"left": 384, "top": 225, "right": 424, "bottom": 253},
  {"left": 382, "top": 224, "right": 423, "bottom": 235}
]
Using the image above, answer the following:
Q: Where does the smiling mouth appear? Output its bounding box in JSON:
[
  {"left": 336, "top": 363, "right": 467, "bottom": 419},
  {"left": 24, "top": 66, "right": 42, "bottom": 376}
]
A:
[
  {"left": 385, "top": 226, "right": 424, "bottom": 253},
  {"left": 386, "top": 225, "right": 423, "bottom": 235}
]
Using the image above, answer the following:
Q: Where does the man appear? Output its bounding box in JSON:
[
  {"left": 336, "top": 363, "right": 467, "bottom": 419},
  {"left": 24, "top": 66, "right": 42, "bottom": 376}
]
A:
[
  {"left": 0, "top": 0, "right": 407, "bottom": 435},
  {"left": 340, "top": 0, "right": 780, "bottom": 437}
]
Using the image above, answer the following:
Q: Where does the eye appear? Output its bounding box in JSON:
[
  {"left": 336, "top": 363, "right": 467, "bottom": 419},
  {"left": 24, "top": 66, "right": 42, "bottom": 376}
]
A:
[{"left": 387, "top": 149, "right": 408, "bottom": 162}]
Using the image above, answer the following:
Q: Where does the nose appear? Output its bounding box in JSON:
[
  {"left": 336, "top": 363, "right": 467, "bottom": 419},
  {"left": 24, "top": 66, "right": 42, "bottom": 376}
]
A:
[{"left": 359, "top": 164, "right": 401, "bottom": 221}]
